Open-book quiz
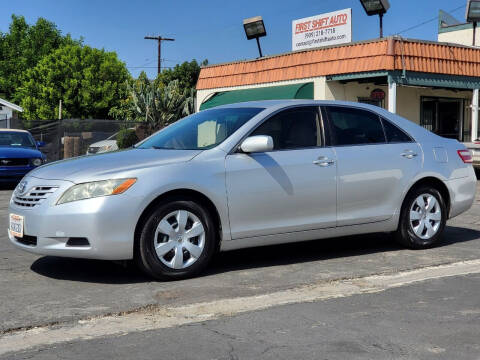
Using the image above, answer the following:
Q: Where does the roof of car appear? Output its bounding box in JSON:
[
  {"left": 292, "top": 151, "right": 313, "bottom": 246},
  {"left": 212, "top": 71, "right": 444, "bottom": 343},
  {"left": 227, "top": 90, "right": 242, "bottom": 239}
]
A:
[
  {"left": 0, "top": 128, "right": 29, "bottom": 133},
  {"left": 211, "top": 99, "right": 382, "bottom": 112}
]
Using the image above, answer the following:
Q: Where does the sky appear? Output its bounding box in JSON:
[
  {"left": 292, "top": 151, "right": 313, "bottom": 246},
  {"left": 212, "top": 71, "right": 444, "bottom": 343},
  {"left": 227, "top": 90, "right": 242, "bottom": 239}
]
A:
[{"left": 0, "top": 0, "right": 469, "bottom": 78}]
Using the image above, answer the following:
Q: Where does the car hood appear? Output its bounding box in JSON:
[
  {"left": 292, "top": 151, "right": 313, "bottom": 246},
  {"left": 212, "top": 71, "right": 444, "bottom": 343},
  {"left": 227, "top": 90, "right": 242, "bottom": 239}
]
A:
[
  {"left": 0, "top": 147, "right": 42, "bottom": 158},
  {"left": 89, "top": 140, "right": 117, "bottom": 148},
  {"left": 29, "top": 148, "right": 202, "bottom": 182}
]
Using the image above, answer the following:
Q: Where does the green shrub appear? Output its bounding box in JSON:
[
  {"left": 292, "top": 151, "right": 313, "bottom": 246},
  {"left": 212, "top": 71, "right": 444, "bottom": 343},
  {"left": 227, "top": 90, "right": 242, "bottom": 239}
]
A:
[{"left": 116, "top": 129, "right": 138, "bottom": 149}]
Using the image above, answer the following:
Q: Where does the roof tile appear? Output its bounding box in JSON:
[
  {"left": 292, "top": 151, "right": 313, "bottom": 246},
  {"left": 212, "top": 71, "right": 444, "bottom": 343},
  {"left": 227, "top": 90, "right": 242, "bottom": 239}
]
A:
[{"left": 197, "top": 38, "right": 480, "bottom": 90}]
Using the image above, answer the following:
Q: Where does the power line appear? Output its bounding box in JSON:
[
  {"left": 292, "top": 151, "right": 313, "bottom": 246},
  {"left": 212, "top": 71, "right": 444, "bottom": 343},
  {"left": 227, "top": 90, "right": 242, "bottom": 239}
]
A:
[
  {"left": 127, "top": 66, "right": 174, "bottom": 69},
  {"left": 395, "top": 4, "right": 465, "bottom": 35}
]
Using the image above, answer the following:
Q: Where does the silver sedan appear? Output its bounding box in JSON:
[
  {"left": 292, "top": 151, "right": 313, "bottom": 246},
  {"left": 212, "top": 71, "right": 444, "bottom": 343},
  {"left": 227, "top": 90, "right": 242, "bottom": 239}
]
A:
[{"left": 8, "top": 100, "right": 477, "bottom": 280}]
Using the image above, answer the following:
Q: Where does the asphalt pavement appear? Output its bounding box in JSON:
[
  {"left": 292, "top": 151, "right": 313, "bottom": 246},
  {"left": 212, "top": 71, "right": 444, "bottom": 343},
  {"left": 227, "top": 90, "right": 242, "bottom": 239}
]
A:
[
  {"left": 0, "top": 180, "right": 479, "bottom": 359},
  {"left": 4, "top": 272, "right": 480, "bottom": 360}
]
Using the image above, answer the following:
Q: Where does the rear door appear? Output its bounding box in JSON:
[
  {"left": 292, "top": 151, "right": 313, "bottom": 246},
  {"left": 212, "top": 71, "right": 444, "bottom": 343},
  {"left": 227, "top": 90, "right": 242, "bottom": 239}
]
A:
[
  {"left": 323, "top": 105, "right": 422, "bottom": 227},
  {"left": 225, "top": 106, "right": 337, "bottom": 239}
]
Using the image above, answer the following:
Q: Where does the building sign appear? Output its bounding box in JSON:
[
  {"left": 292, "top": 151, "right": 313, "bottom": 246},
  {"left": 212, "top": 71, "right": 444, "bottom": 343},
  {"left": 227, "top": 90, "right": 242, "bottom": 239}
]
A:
[
  {"left": 370, "top": 88, "right": 385, "bottom": 100},
  {"left": 292, "top": 8, "right": 352, "bottom": 51}
]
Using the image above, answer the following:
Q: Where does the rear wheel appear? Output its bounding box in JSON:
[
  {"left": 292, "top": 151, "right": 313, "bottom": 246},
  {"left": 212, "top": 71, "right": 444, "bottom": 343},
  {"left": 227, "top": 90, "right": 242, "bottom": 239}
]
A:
[
  {"left": 136, "top": 200, "right": 216, "bottom": 280},
  {"left": 395, "top": 186, "right": 447, "bottom": 249}
]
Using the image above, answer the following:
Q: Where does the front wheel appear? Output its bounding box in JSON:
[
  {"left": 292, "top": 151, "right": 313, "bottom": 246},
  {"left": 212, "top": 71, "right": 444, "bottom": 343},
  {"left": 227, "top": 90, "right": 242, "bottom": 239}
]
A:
[
  {"left": 394, "top": 186, "right": 447, "bottom": 249},
  {"left": 136, "top": 200, "right": 217, "bottom": 280}
]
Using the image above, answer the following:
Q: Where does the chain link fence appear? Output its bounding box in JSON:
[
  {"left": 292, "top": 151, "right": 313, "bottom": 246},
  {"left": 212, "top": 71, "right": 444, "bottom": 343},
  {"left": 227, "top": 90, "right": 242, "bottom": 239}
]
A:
[{"left": 15, "top": 119, "right": 144, "bottom": 162}]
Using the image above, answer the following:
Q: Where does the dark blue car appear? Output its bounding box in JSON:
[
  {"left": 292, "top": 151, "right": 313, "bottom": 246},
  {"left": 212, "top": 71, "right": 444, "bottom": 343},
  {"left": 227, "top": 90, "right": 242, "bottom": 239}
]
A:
[{"left": 0, "top": 129, "right": 46, "bottom": 182}]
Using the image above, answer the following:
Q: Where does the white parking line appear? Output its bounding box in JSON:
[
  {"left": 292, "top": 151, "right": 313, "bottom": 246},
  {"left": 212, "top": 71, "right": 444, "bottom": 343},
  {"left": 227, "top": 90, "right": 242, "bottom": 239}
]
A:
[{"left": 2, "top": 259, "right": 480, "bottom": 355}]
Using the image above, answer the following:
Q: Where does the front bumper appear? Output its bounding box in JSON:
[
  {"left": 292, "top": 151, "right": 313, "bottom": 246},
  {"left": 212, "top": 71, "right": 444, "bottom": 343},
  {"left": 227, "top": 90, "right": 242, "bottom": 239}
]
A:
[
  {"left": 8, "top": 176, "right": 142, "bottom": 260},
  {"left": 0, "top": 165, "right": 36, "bottom": 182}
]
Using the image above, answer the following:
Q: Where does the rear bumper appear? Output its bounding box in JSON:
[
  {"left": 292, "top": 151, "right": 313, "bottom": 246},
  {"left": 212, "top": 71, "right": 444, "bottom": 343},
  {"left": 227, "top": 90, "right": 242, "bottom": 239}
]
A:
[{"left": 446, "top": 167, "right": 477, "bottom": 219}]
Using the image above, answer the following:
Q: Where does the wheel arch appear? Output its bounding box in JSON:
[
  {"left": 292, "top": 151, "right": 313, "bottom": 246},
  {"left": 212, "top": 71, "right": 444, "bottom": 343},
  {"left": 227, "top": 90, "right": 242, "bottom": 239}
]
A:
[
  {"left": 133, "top": 189, "right": 223, "bottom": 256},
  {"left": 403, "top": 176, "right": 451, "bottom": 216}
]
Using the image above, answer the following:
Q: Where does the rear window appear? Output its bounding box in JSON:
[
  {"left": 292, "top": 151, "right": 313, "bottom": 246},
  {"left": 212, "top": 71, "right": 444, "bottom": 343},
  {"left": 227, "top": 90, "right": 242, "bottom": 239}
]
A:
[
  {"left": 382, "top": 118, "right": 413, "bottom": 143},
  {"left": 326, "top": 106, "right": 386, "bottom": 146}
]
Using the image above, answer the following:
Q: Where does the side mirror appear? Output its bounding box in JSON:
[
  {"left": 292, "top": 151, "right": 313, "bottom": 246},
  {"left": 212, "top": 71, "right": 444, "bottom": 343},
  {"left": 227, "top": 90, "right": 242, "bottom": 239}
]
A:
[
  {"left": 239, "top": 135, "right": 274, "bottom": 153},
  {"left": 36, "top": 141, "right": 46, "bottom": 148}
]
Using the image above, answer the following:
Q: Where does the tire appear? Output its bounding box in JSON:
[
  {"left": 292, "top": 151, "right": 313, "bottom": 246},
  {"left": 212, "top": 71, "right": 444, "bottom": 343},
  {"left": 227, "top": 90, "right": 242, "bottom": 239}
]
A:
[
  {"left": 136, "top": 200, "right": 216, "bottom": 280},
  {"left": 394, "top": 186, "right": 447, "bottom": 249}
]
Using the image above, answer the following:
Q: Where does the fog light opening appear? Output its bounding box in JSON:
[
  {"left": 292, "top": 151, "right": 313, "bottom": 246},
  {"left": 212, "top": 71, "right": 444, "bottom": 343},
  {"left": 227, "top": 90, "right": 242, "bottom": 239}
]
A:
[{"left": 66, "top": 237, "right": 90, "bottom": 247}]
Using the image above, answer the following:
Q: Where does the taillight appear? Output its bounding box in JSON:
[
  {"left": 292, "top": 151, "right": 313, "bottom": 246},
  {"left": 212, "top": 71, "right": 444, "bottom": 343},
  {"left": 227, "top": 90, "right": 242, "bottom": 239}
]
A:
[{"left": 457, "top": 149, "right": 473, "bottom": 163}]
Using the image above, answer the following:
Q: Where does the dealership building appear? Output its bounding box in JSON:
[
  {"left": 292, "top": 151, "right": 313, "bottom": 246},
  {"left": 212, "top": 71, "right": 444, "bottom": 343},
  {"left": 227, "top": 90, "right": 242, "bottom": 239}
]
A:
[{"left": 196, "top": 12, "right": 480, "bottom": 143}]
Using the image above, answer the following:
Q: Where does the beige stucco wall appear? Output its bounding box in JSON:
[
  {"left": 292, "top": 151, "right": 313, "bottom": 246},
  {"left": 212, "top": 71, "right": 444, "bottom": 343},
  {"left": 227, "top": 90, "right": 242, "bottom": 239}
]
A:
[
  {"left": 197, "top": 76, "right": 475, "bottom": 140},
  {"left": 324, "top": 80, "right": 472, "bottom": 124},
  {"left": 438, "top": 26, "right": 479, "bottom": 46}
]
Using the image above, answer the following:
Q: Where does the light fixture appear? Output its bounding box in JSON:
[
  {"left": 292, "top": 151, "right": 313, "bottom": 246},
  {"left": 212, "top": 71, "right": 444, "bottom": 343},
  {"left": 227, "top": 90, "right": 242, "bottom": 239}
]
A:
[
  {"left": 243, "top": 16, "right": 266, "bottom": 58},
  {"left": 359, "top": 0, "right": 390, "bottom": 38},
  {"left": 466, "top": 0, "right": 480, "bottom": 46}
]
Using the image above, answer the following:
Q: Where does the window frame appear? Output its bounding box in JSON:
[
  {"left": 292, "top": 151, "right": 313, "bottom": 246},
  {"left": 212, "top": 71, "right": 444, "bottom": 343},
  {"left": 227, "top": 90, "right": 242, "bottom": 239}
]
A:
[
  {"left": 321, "top": 105, "right": 389, "bottom": 147},
  {"left": 231, "top": 105, "right": 326, "bottom": 154},
  {"left": 380, "top": 117, "right": 414, "bottom": 144}
]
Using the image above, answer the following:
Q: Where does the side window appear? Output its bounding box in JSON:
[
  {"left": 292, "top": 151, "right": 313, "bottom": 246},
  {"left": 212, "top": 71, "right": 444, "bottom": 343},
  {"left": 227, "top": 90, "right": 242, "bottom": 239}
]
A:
[
  {"left": 251, "top": 107, "right": 320, "bottom": 150},
  {"left": 326, "top": 106, "right": 386, "bottom": 146},
  {"left": 382, "top": 118, "right": 413, "bottom": 143}
]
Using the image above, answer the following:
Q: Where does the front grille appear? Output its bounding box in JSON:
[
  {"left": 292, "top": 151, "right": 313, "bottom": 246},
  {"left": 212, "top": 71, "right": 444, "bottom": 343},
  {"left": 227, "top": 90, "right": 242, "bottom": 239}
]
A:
[
  {"left": 15, "top": 235, "right": 37, "bottom": 246},
  {"left": 0, "top": 158, "right": 29, "bottom": 166},
  {"left": 13, "top": 186, "right": 59, "bottom": 207}
]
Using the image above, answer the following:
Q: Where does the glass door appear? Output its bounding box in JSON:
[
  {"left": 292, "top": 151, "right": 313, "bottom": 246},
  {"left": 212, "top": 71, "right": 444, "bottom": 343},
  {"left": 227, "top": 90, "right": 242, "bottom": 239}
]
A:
[{"left": 421, "top": 97, "right": 465, "bottom": 141}]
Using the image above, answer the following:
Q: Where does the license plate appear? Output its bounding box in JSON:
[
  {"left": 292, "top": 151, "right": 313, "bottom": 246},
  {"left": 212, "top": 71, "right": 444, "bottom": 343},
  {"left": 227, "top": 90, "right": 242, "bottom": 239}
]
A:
[{"left": 9, "top": 213, "right": 24, "bottom": 238}]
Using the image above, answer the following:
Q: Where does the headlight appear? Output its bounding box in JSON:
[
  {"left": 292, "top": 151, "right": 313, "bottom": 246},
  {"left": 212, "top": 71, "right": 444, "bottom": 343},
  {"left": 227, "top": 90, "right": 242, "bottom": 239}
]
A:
[
  {"left": 99, "top": 145, "right": 113, "bottom": 152},
  {"left": 57, "top": 178, "right": 136, "bottom": 205},
  {"left": 31, "top": 158, "right": 42, "bottom": 166}
]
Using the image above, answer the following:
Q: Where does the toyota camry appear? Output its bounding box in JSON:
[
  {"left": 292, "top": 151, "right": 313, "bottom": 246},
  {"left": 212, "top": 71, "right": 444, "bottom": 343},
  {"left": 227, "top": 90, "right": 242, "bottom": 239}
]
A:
[{"left": 8, "top": 100, "right": 477, "bottom": 280}]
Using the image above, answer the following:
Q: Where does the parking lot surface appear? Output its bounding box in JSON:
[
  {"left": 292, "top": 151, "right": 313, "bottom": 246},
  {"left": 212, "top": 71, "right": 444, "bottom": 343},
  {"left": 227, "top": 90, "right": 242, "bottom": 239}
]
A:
[{"left": 0, "top": 181, "right": 479, "bottom": 358}]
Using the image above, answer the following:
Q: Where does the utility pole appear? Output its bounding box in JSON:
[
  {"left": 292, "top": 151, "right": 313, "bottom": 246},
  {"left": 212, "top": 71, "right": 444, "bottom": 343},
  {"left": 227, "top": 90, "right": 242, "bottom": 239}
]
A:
[{"left": 144, "top": 36, "right": 175, "bottom": 74}]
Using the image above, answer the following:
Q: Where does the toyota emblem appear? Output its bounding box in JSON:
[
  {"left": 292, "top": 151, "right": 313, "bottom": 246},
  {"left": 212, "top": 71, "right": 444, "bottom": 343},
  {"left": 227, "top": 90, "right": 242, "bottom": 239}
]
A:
[{"left": 17, "top": 180, "right": 28, "bottom": 195}]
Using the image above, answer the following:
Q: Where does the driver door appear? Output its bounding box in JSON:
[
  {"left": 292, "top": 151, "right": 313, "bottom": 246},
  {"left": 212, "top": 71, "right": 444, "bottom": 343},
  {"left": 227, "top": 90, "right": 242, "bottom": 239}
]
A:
[{"left": 225, "top": 106, "right": 337, "bottom": 240}]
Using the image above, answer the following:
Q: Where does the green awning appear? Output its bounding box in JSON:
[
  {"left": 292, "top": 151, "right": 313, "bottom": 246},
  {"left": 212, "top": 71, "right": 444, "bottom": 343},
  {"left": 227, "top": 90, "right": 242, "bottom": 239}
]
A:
[{"left": 199, "top": 82, "right": 314, "bottom": 110}]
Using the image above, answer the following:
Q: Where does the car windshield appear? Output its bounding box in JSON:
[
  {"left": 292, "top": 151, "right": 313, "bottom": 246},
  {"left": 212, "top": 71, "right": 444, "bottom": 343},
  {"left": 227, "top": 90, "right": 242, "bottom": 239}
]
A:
[
  {"left": 0, "top": 132, "right": 36, "bottom": 148},
  {"left": 137, "top": 107, "right": 264, "bottom": 150}
]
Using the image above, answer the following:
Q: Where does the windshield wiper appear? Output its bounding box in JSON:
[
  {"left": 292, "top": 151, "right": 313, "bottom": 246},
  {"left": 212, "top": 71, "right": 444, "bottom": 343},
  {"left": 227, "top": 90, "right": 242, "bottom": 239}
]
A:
[{"left": 150, "top": 146, "right": 172, "bottom": 149}]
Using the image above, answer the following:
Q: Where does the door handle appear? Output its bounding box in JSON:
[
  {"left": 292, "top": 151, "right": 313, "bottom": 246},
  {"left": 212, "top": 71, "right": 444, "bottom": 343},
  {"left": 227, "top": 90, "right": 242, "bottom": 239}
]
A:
[
  {"left": 313, "top": 156, "right": 335, "bottom": 167},
  {"left": 401, "top": 150, "right": 418, "bottom": 159}
]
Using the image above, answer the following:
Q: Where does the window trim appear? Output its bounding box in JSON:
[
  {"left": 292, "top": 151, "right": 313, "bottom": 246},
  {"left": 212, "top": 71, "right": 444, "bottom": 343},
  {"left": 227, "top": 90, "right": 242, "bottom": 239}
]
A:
[
  {"left": 229, "top": 105, "right": 326, "bottom": 154},
  {"left": 322, "top": 105, "right": 388, "bottom": 147}
]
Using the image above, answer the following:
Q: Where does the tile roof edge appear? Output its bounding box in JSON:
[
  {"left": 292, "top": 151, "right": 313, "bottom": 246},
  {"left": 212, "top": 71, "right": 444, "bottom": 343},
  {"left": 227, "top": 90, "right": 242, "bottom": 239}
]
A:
[{"left": 200, "top": 36, "right": 480, "bottom": 70}]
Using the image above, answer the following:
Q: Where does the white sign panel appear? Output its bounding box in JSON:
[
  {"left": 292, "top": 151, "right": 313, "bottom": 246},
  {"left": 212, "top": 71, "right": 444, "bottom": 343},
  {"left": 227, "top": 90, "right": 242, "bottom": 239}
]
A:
[{"left": 292, "top": 8, "right": 352, "bottom": 51}]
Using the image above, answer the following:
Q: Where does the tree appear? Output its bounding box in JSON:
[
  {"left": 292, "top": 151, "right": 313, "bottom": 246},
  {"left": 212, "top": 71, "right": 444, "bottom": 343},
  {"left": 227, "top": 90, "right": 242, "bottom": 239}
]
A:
[
  {"left": 154, "top": 59, "right": 207, "bottom": 91},
  {"left": 108, "top": 71, "right": 150, "bottom": 121},
  {"left": 18, "top": 44, "right": 130, "bottom": 121},
  {"left": 0, "top": 15, "right": 79, "bottom": 101}
]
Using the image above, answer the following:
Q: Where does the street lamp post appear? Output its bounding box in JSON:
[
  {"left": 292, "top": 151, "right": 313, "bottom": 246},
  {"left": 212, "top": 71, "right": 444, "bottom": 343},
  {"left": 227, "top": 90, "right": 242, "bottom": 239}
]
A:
[
  {"left": 243, "top": 16, "right": 267, "bottom": 58},
  {"left": 466, "top": 0, "right": 480, "bottom": 46},
  {"left": 359, "top": 0, "right": 390, "bottom": 38}
]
